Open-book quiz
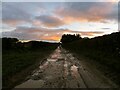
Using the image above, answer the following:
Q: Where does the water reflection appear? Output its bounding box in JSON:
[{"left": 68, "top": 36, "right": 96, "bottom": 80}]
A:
[{"left": 71, "top": 65, "right": 79, "bottom": 78}]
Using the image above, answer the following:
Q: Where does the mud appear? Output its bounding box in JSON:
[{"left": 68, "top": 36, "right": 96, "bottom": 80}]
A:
[{"left": 14, "top": 46, "right": 118, "bottom": 88}]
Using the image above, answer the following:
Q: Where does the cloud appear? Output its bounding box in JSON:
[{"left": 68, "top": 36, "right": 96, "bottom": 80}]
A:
[
  {"left": 2, "top": 3, "right": 32, "bottom": 26},
  {"left": 80, "top": 31, "right": 104, "bottom": 37},
  {"left": 2, "top": 26, "right": 65, "bottom": 41},
  {"left": 2, "top": 26, "right": 104, "bottom": 41},
  {"left": 63, "top": 30, "right": 104, "bottom": 37},
  {"left": 2, "top": 2, "right": 118, "bottom": 28},
  {"left": 34, "top": 15, "right": 65, "bottom": 27},
  {"left": 2, "top": 2, "right": 117, "bottom": 41},
  {"left": 2, "top": 2, "right": 47, "bottom": 27},
  {"left": 55, "top": 2, "right": 118, "bottom": 23},
  {"left": 101, "top": 28, "right": 111, "bottom": 30}
]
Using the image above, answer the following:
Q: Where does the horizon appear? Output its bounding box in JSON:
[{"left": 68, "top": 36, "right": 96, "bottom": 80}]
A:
[
  {"left": 1, "top": 1, "right": 119, "bottom": 42},
  {"left": 2, "top": 31, "right": 119, "bottom": 43}
]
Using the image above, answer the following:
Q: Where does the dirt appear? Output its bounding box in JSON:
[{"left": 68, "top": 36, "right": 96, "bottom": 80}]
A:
[{"left": 14, "top": 46, "right": 118, "bottom": 88}]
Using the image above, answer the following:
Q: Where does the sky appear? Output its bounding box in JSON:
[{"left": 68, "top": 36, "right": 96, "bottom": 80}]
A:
[{"left": 1, "top": 0, "right": 119, "bottom": 42}]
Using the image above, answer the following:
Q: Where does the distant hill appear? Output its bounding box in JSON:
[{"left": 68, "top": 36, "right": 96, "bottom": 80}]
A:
[{"left": 2, "top": 37, "right": 59, "bottom": 51}]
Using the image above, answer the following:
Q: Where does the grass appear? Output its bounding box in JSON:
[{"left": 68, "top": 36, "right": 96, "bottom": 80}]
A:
[
  {"left": 2, "top": 46, "right": 58, "bottom": 89},
  {"left": 62, "top": 43, "right": 120, "bottom": 86}
]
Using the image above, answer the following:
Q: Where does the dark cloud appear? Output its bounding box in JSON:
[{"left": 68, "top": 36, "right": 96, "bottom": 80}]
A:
[
  {"left": 2, "top": 2, "right": 31, "bottom": 26},
  {"left": 2, "top": 2, "right": 46, "bottom": 26},
  {"left": 35, "top": 15, "right": 65, "bottom": 27},
  {"left": 2, "top": 2, "right": 118, "bottom": 26},
  {"left": 55, "top": 2, "right": 118, "bottom": 23},
  {"left": 101, "top": 28, "right": 111, "bottom": 29}
]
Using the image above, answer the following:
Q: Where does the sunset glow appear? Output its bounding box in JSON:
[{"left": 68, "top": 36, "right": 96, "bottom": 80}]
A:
[{"left": 2, "top": 1, "right": 118, "bottom": 42}]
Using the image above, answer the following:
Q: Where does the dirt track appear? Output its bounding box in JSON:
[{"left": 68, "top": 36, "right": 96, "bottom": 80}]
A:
[{"left": 15, "top": 46, "right": 118, "bottom": 88}]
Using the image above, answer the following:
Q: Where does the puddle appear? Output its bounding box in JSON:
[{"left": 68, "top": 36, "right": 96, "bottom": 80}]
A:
[
  {"left": 39, "top": 61, "right": 49, "bottom": 70},
  {"left": 71, "top": 65, "right": 79, "bottom": 78},
  {"left": 51, "top": 54, "right": 58, "bottom": 59},
  {"left": 63, "top": 61, "right": 72, "bottom": 79},
  {"left": 71, "top": 65, "right": 78, "bottom": 72},
  {"left": 47, "top": 59, "right": 57, "bottom": 62},
  {"left": 39, "top": 58, "right": 57, "bottom": 70}
]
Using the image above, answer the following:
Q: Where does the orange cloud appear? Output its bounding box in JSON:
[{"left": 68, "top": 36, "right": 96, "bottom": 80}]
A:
[
  {"left": 80, "top": 32, "right": 104, "bottom": 36},
  {"left": 63, "top": 30, "right": 104, "bottom": 37},
  {"left": 55, "top": 2, "right": 117, "bottom": 24},
  {"left": 2, "top": 25, "right": 104, "bottom": 41}
]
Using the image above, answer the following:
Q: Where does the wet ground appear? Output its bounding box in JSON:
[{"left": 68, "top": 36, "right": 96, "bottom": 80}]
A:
[{"left": 15, "top": 46, "right": 118, "bottom": 88}]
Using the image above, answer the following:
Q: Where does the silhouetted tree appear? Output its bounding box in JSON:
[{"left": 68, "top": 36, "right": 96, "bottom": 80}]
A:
[
  {"left": 60, "top": 34, "right": 82, "bottom": 43},
  {"left": 62, "top": 32, "right": 120, "bottom": 72},
  {"left": 2, "top": 37, "right": 19, "bottom": 50}
]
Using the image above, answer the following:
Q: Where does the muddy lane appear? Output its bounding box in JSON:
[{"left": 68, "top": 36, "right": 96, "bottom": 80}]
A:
[{"left": 14, "top": 46, "right": 117, "bottom": 88}]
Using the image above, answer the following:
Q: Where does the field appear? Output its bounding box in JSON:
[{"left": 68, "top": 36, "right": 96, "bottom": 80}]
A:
[{"left": 2, "top": 38, "right": 58, "bottom": 88}]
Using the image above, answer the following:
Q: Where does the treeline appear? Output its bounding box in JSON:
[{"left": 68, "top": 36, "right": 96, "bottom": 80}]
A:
[
  {"left": 60, "top": 34, "right": 81, "bottom": 43},
  {"left": 61, "top": 32, "right": 120, "bottom": 59},
  {"left": 2, "top": 37, "right": 59, "bottom": 51},
  {"left": 61, "top": 32, "right": 120, "bottom": 85}
]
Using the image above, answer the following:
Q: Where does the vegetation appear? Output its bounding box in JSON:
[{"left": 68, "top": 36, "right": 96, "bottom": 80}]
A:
[
  {"left": 60, "top": 34, "right": 81, "bottom": 43},
  {"left": 61, "top": 32, "right": 120, "bottom": 85},
  {"left": 2, "top": 37, "right": 59, "bottom": 88}
]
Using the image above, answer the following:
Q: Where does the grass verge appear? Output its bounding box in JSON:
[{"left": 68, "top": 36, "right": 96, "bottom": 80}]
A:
[
  {"left": 2, "top": 46, "right": 58, "bottom": 89},
  {"left": 62, "top": 44, "right": 120, "bottom": 86}
]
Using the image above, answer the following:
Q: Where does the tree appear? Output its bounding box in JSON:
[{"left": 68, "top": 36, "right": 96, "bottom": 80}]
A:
[
  {"left": 2, "top": 37, "right": 19, "bottom": 50},
  {"left": 60, "top": 34, "right": 82, "bottom": 43}
]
